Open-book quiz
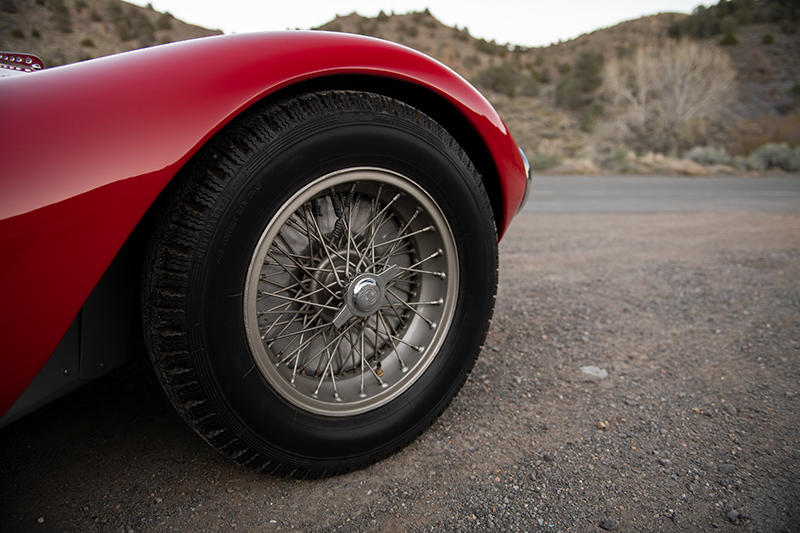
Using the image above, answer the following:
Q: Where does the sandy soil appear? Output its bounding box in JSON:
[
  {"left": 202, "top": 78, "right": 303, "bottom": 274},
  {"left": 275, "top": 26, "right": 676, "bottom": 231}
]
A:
[{"left": 1, "top": 211, "right": 798, "bottom": 532}]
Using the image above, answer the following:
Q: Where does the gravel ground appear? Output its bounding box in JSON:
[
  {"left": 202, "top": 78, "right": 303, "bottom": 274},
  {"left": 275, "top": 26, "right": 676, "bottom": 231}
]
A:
[{"left": 1, "top": 211, "right": 798, "bottom": 532}]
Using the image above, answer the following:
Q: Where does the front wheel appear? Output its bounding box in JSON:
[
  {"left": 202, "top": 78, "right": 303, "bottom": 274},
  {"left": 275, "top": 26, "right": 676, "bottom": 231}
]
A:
[{"left": 142, "top": 91, "right": 497, "bottom": 476}]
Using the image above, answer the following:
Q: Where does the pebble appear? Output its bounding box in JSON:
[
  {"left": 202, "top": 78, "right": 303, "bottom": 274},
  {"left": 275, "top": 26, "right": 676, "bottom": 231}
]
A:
[
  {"left": 580, "top": 365, "right": 608, "bottom": 380},
  {"left": 726, "top": 509, "right": 740, "bottom": 522},
  {"left": 719, "top": 463, "right": 735, "bottom": 474},
  {"left": 659, "top": 458, "right": 671, "bottom": 467},
  {"left": 599, "top": 517, "right": 618, "bottom": 530}
]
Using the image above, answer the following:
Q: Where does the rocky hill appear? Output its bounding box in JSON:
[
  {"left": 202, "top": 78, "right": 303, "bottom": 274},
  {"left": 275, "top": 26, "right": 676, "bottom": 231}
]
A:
[
  {"left": 2, "top": 1, "right": 798, "bottom": 174},
  {"left": 0, "top": 0, "right": 220, "bottom": 67}
]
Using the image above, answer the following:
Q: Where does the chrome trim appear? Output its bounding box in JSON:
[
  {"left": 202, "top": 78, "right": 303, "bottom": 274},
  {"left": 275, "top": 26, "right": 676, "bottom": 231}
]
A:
[{"left": 517, "top": 146, "right": 532, "bottom": 213}]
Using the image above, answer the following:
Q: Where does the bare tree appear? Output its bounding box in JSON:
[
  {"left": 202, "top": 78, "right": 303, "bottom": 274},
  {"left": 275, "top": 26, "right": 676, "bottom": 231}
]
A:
[{"left": 601, "top": 40, "right": 736, "bottom": 154}]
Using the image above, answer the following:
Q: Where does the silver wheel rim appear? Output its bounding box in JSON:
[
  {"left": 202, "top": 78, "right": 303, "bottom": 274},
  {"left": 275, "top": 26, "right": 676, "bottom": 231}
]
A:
[{"left": 244, "top": 167, "right": 458, "bottom": 416}]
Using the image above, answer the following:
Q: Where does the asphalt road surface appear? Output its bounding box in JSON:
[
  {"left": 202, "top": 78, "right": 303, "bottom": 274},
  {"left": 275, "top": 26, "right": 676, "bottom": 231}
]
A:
[
  {"left": 1, "top": 176, "right": 798, "bottom": 532},
  {"left": 526, "top": 175, "right": 800, "bottom": 213}
]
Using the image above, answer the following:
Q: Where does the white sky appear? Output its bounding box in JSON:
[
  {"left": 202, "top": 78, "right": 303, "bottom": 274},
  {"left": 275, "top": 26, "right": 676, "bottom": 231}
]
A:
[{"left": 128, "top": 1, "right": 706, "bottom": 48}]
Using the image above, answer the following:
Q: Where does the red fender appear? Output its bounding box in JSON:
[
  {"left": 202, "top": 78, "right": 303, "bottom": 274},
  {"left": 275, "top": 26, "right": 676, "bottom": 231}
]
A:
[{"left": 0, "top": 32, "right": 526, "bottom": 416}]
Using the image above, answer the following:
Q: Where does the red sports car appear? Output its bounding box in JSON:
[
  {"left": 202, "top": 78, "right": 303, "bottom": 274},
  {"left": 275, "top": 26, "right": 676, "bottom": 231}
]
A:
[{"left": 0, "top": 31, "right": 530, "bottom": 476}]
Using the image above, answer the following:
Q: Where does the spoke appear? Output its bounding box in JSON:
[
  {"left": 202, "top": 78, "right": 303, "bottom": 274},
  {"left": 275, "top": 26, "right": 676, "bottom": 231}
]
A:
[
  {"left": 305, "top": 204, "right": 343, "bottom": 288},
  {"left": 386, "top": 288, "right": 436, "bottom": 328},
  {"left": 259, "top": 290, "right": 339, "bottom": 311},
  {"left": 269, "top": 243, "right": 340, "bottom": 300},
  {"left": 299, "top": 321, "right": 358, "bottom": 373},
  {"left": 378, "top": 311, "right": 406, "bottom": 371},
  {"left": 373, "top": 225, "right": 433, "bottom": 249}
]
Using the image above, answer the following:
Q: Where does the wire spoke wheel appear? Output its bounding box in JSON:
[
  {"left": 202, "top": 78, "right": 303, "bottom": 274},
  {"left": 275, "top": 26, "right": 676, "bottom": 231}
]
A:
[{"left": 244, "top": 168, "right": 458, "bottom": 416}]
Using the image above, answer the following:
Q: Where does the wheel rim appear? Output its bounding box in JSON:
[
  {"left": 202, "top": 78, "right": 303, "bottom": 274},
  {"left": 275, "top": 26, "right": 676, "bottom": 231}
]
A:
[{"left": 244, "top": 167, "right": 458, "bottom": 416}]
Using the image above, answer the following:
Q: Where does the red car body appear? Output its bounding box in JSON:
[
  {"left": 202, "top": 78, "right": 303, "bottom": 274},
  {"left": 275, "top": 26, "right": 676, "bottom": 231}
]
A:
[{"left": 0, "top": 32, "right": 527, "bottom": 424}]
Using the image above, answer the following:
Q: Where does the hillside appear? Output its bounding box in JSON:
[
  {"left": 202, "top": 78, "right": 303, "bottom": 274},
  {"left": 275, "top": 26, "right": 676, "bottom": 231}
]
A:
[
  {"left": 0, "top": 0, "right": 220, "bottom": 67},
  {"left": 2, "top": 1, "right": 798, "bottom": 174}
]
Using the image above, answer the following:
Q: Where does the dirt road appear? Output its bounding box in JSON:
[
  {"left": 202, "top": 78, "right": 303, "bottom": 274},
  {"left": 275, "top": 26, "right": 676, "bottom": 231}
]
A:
[{"left": 1, "top": 183, "right": 798, "bottom": 531}]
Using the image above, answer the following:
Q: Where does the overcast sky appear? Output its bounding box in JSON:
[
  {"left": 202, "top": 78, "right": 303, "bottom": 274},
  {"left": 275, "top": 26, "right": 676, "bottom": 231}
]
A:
[{"left": 128, "top": 1, "right": 706, "bottom": 48}]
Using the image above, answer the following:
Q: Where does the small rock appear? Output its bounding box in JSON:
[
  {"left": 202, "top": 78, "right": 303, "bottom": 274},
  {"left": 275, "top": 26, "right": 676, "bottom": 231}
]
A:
[
  {"left": 37, "top": 517, "right": 45, "bottom": 524},
  {"left": 537, "top": 518, "right": 544, "bottom": 526},
  {"left": 597, "top": 420, "right": 609, "bottom": 430},
  {"left": 599, "top": 517, "right": 618, "bottom": 530},
  {"left": 580, "top": 365, "right": 608, "bottom": 380},
  {"left": 658, "top": 458, "right": 671, "bottom": 467},
  {"left": 726, "top": 510, "right": 740, "bottom": 522},
  {"left": 719, "top": 463, "right": 735, "bottom": 474}
]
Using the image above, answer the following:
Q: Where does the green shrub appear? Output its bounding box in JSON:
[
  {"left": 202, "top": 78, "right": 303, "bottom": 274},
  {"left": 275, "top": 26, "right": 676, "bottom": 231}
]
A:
[
  {"left": 376, "top": 10, "right": 389, "bottom": 22},
  {"left": 762, "top": 33, "right": 775, "bottom": 44},
  {"left": 79, "top": 37, "right": 95, "bottom": 47},
  {"left": 31, "top": 28, "right": 41, "bottom": 38},
  {"left": 10, "top": 27, "right": 24, "bottom": 38},
  {"left": 747, "top": 143, "right": 800, "bottom": 171},
  {"left": 74, "top": 0, "right": 86, "bottom": 12},
  {"left": 530, "top": 152, "right": 561, "bottom": 170},
  {"left": 475, "top": 63, "right": 520, "bottom": 97},
  {"left": 579, "top": 101, "right": 604, "bottom": 132},
  {"left": 792, "top": 83, "right": 800, "bottom": 97},
  {"left": 685, "top": 146, "right": 733, "bottom": 166},
  {"left": 719, "top": 32, "right": 739, "bottom": 45}
]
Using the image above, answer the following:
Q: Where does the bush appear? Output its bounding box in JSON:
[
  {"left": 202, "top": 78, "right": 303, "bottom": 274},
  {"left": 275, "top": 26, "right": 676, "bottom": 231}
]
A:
[
  {"left": 463, "top": 54, "right": 480, "bottom": 68},
  {"left": 475, "top": 63, "right": 520, "bottom": 97},
  {"left": 792, "top": 83, "right": 800, "bottom": 97},
  {"left": 747, "top": 143, "right": 800, "bottom": 171},
  {"left": 74, "top": 0, "right": 86, "bottom": 12},
  {"left": 685, "top": 146, "right": 733, "bottom": 166},
  {"left": 79, "top": 37, "right": 95, "bottom": 47},
  {"left": 530, "top": 152, "right": 561, "bottom": 171},
  {"left": 719, "top": 32, "right": 739, "bottom": 45},
  {"left": 555, "top": 50, "right": 603, "bottom": 110},
  {"left": 10, "top": 27, "right": 24, "bottom": 38},
  {"left": 519, "top": 76, "right": 540, "bottom": 97},
  {"left": 89, "top": 9, "right": 101, "bottom": 22},
  {"left": 762, "top": 33, "right": 775, "bottom": 44},
  {"left": 156, "top": 12, "right": 172, "bottom": 30},
  {"left": 396, "top": 21, "right": 418, "bottom": 37},
  {"left": 31, "top": 28, "right": 40, "bottom": 38},
  {"left": 1, "top": 0, "right": 17, "bottom": 14},
  {"left": 49, "top": 0, "right": 73, "bottom": 33},
  {"left": 376, "top": 10, "right": 389, "bottom": 22},
  {"left": 580, "top": 101, "right": 604, "bottom": 132}
]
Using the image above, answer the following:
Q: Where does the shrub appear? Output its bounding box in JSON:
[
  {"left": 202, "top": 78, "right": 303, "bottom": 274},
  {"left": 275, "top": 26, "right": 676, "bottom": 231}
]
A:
[
  {"left": 555, "top": 50, "right": 604, "bottom": 110},
  {"left": 530, "top": 152, "right": 561, "bottom": 170},
  {"left": 376, "top": 10, "right": 389, "bottom": 22},
  {"left": 156, "top": 12, "right": 172, "bottom": 30},
  {"left": 463, "top": 54, "right": 480, "bottom": 68},
  {"left": 719, "top": 32, "right": 739, "bottom": 45},
  {"left": 792, "top": 83, "right": 800, "bottom": 97},
  {"left": 49, "top": 0, "right": 73, "bottom": 33},
  {"left": 475, "top": 63, "right": 520, "bottom": 97},
  {"left": 747, "top": 143, "right": 800, "bottom": 171},
  {"left": 79, "top": 37, "right": 95, "bottom": 47},
  {"left": 685, "top": 146, "right": 733, "bottom": 166},
  {"left": 396, "top": 21, "right": 418, "bottom": 38},
  {"left": 74, "top": 0, "right": 86, "bottom": 12},
  {"left": 1, "top": 0, "right": 17, "bottom": 14},
  {"left": 10, "top": 27, "right": 24, "bottom": 38},
  {"left": 762, "top": 33, "right": 775, "bottom": 44},
  {"left": 31, "top": 28, "right": 40, "bottom": 38},
  {"left": 580, "top": 101, "right": 604, "bottom": 132},
  {"left": 89, "top": 9, "right": 101, "bottom": 21},
  {"left": 519, "top": 76, "right": 540, "bottom": 97}
]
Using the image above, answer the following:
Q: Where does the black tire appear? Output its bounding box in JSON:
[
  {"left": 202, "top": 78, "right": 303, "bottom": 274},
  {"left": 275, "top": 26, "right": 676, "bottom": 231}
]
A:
[{"left": 142, "top": 90, "right": 497, "bottom": 477}]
